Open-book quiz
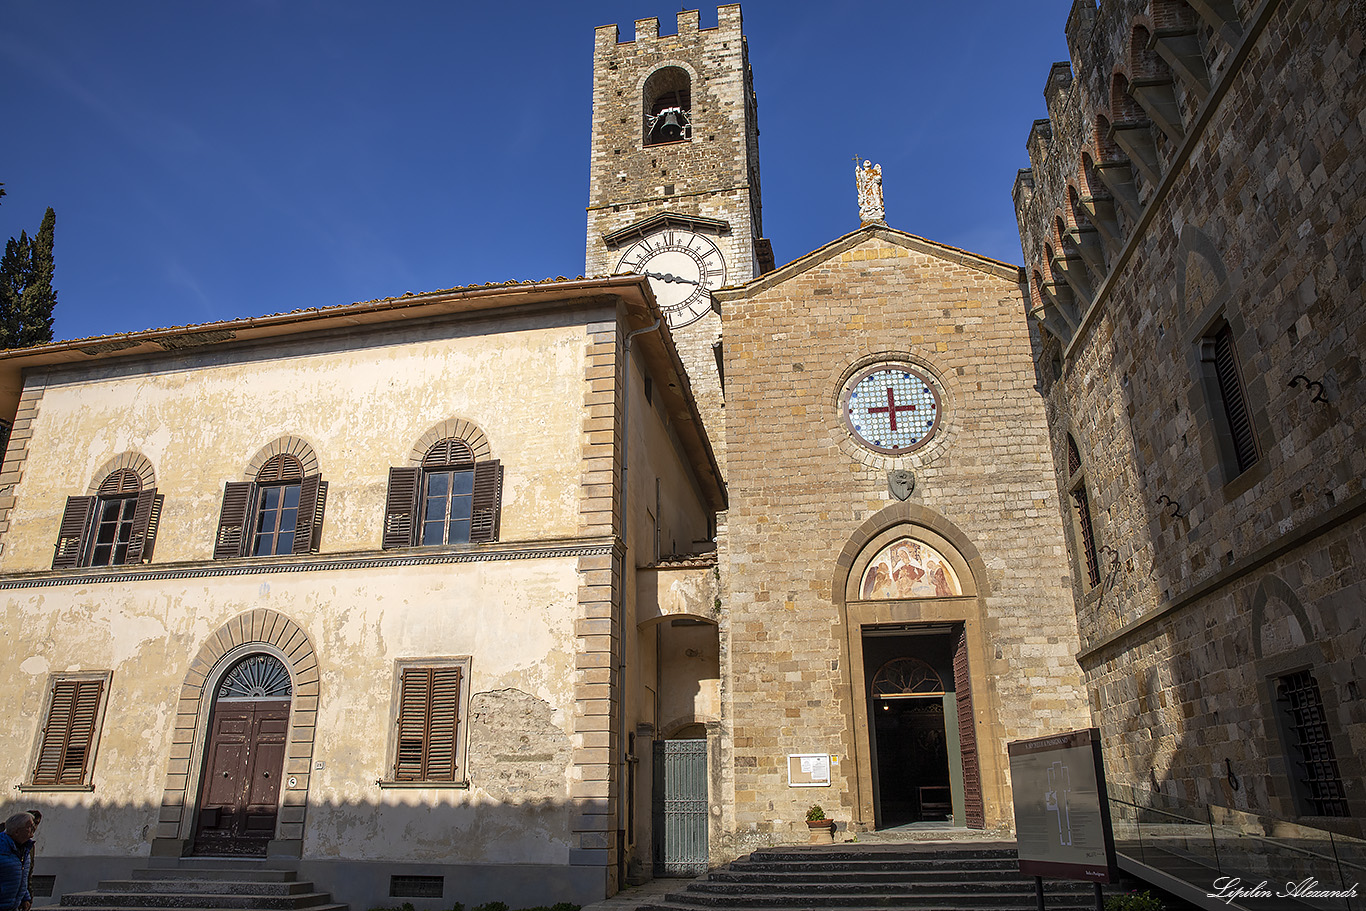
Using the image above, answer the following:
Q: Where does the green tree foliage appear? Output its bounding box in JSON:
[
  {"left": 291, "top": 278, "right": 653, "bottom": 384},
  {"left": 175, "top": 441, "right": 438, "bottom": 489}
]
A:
[{"left": 0, "top": 206, "right": 57, "bottom": 349}]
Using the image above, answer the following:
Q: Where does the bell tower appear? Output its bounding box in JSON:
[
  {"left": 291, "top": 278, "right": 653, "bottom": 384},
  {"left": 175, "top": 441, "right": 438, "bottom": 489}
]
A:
[{"left": 586, "top": 5, "right": 771, "bottom": 466}]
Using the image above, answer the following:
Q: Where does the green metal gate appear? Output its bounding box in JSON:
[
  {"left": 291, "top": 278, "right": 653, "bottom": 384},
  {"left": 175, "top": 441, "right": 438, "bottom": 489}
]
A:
[{"left": 652, "top": 738, "right": 708, "bottom": 876}]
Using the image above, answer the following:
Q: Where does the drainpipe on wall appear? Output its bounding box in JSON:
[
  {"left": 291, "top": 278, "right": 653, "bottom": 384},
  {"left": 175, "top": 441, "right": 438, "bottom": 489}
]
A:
[{"left": 618, "top": 315, "right": 660, "bottom": 886}]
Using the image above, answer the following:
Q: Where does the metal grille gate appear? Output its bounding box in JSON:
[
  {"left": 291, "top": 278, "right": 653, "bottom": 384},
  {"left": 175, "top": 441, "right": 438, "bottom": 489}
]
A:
[{"left": 652, "top": 739, "right": 708, "bottom": 876}]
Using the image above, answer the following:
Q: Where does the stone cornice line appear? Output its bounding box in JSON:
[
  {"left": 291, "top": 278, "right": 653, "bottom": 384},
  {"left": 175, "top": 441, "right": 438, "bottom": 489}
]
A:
[
  {"left": 0, "top": 537, "right": 621, "bottom": 591},
  {"left": 1061, "top": 0, "right": 1283, "bottom": 362},
  {"left": 1075, "top": 489, "right": 1366, "bottom": 663},
  {"left": 585, "top": 183, "right": 753, "bottom": 213}
]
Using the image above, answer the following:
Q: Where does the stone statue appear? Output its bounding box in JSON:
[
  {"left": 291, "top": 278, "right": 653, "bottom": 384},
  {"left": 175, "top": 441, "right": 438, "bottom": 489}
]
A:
[{"left": 856, "top": 159, "right": 885, "bottom": 225}]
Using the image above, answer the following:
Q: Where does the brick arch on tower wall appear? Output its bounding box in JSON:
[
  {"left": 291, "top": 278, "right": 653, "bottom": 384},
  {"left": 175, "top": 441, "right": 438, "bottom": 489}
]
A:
[
  {"left": 830, "top": 501, "right": 1008, "bottom": 830},
  {"left": 151, "top": 608, "right": 320, "bottom": 858}
]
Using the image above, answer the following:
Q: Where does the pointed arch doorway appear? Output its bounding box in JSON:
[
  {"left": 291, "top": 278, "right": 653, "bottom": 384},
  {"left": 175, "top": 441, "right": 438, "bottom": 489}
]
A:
[
  {"left": 192, "top": 653, "right": 292, "bottom": 856},
  {"left": 838, "top": 516, "right": 991, "bottom": 831}
]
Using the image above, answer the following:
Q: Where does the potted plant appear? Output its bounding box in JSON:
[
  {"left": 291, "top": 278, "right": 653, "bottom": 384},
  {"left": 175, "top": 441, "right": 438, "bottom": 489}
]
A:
[{"left": 805, "top": 805, "right": 835, "bottom": 844}]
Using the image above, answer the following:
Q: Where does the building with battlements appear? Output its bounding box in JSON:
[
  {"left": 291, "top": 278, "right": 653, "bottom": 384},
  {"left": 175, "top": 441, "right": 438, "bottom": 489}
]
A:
[{"left": 1013, "top": 0, "right": 1365, "bottom": 832}]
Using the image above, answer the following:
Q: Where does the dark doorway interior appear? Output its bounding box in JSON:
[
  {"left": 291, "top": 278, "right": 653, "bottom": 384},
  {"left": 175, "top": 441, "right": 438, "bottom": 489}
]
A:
[{"left": 863, "top": 625, "right": 962, "bottom": 828}]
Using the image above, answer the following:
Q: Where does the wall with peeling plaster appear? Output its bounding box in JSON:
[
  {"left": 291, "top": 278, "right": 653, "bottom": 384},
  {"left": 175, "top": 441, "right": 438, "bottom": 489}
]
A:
[{"left": 2, "top": 312, "right": 589, "bottom": 571}]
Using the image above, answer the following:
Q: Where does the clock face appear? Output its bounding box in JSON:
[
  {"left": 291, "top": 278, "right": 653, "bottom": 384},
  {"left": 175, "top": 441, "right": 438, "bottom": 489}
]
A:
[
  {"left": 615, "top": 230, "right": 726, "bottom": 328},
  {"left": 841, "top": 365, "right": 941, "bottom": 455}
]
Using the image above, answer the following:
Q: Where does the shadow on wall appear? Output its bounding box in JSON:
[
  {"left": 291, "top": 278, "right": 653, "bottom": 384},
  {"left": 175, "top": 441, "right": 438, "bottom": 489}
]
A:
[{"left": 11, "top": 795, "right": 607, "bottom": 911}]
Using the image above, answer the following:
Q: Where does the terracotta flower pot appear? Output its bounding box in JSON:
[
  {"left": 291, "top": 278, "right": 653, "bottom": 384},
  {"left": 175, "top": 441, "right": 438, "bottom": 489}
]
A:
[{"left": 806, "top": 818, "right": 835, "bottom": 844}]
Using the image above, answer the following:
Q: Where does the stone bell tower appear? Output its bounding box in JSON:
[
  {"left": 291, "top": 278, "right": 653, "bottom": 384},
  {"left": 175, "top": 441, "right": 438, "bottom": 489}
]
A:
[{"left": 586, "top": 5, "right": 772, "bottom": 467}]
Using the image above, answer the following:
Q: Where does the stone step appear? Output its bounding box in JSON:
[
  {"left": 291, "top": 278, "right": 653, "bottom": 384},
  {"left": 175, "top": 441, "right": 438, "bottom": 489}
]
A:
[
  {"left": 728, "top": 859, "right": 1023, "bottom": 874},
  {"left": 131, "top": 869, "right": 300, "bottom": 883},
  {"left": 709, "top": 869, "right": 1048, "bottom": 884},
  {"left": 642, "top": 902, "right": 1097, "bottom": 911},
  {"left": 47, "top": 906, "right": 347, "bottom": 911},
  {"left": 95, "top": 881, "right": 313, "bottom": 896},
  {"left": 747, "top": 846, "right": 1019, "bottom": 862},
  {"left": 684, "top": 881, "right": 1088, "bottom": 898},
  {"left": 58, "top": 892, "right": 336, "bottom": 910}
]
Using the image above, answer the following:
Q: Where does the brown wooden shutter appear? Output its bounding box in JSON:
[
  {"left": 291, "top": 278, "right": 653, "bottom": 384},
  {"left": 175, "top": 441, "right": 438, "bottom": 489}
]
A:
[
  {"left": 382, "top": 467, "right": 421, "bottom": 549},
  {"left": 32, "top": 678, "right": 104, "bottom": 785},
  {"left": 213, "top": 482, "right": 256, "bottom": 559},
  {"left": 52, "top": 496, "right": 96, "bottom": 569},
  {"left": 1213, "top": 324, "right": 1258, "bottom": 473},
  {"left": 953, "top": 628, "right": 985, "bottom": 829},
  {"left": 292, "top": 475, "right": 327, "bottom": 555},
  {"left": 470, "top": 460, "right": 503, "bottom": 543},
  {"left": 394, "top": 666, "right": 462, "bottom": 781},
  {"left": 124, "top": 489, "right": 163, "bottom": 565}
]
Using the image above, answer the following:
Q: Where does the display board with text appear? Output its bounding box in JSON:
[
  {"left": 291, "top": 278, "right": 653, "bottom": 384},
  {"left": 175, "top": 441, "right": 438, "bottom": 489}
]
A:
[{"left": 1008, "top": 728, "right": 1116, "bottom": 882}]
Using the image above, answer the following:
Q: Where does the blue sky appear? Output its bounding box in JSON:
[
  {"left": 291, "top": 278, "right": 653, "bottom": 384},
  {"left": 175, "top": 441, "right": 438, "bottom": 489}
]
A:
[{"left": 0, "top": 3, "right": 1072, "bottom": 342}]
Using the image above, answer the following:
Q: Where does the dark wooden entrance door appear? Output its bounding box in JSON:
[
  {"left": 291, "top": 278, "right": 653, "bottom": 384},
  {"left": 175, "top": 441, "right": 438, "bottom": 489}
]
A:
[{"left": 193, "top": 700, "right": 289, "bottom": 855}]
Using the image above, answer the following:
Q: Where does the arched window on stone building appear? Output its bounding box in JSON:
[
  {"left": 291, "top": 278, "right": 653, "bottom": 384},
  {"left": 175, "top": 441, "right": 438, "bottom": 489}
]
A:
[{"left": 1065, "top": 434, "right": 1102, "bottom": 590}]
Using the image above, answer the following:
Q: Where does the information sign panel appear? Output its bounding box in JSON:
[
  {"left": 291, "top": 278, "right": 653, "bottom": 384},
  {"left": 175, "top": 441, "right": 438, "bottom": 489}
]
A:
[
  {"left": 787, "top": 753, "right": 831, "bottom": 787},
  {"left": 1007, "top": 728, "right": 1116, "bottom": 883}
]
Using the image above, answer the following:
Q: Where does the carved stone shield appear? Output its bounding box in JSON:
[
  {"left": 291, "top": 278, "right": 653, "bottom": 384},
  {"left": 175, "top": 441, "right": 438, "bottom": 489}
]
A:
[{"left": 888, "top": 469, "right": 915, "bottom": 501}]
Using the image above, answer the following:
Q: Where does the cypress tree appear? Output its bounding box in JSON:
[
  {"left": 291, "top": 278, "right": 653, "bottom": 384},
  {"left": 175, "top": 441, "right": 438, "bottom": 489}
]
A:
[
  {"left": 17, "top": 208, "right": 56, "bottom": 347},
  {"left": 0, "top": 206, "right": 57, "bottom": 349}
]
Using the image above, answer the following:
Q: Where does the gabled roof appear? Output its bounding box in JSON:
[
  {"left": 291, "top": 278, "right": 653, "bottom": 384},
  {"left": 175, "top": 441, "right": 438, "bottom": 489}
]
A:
[{"left": 712, "top": 223, "right": 1024, "bottom": 302}]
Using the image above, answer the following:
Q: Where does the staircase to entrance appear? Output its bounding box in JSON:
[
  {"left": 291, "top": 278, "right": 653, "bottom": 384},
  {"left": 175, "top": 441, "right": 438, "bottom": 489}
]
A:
[
  {"left": 634, "top": 843, "right": 1108, "bottom": 911},
  {"left": 44, "top": 860, "right": 347, "bottom": 911}
]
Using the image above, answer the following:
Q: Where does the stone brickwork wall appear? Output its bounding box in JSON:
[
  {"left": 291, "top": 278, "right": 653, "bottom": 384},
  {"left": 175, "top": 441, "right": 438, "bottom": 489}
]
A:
[
  {"left": 1013, "top": 0, "right": 1365, "bottom": 830},
  {"left": 713, "top": 229, "right": 1091, "bottom": 849}
]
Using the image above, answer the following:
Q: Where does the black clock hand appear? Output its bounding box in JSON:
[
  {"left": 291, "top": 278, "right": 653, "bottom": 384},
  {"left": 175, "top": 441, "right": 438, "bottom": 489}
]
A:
[{"left": 643, "top": 270, "right": 700, "bottom": 286}]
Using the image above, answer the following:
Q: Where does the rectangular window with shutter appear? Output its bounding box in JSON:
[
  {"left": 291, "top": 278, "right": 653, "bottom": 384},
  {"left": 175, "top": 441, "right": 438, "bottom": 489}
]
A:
[
  {"left": 382, "top": 658, "right": 471, "bottom": 787},
  {"left": 1198, "top": 318, "right": 1260, "bottom": 482},
  {"left": 28, "top": 672, "right": 111, "bottom": 789}
]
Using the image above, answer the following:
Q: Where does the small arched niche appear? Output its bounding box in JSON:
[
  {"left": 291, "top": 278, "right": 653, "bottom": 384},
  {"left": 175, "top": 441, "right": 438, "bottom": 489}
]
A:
[{"left": 643, "top": 66, "right": 692, "bottom": 145}]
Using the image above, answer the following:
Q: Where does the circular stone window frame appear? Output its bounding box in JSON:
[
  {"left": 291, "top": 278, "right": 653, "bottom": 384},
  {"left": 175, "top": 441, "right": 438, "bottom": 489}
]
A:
[{"left": 832, "top": 352, "right": 956, "bottom": 470}]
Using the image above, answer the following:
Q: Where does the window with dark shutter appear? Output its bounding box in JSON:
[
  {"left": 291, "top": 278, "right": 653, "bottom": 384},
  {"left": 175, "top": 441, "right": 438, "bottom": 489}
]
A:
[
  {"left": 52, "top": 496, "right": 96, "bottom": 569},
  {"left": 52, "top": 471, "right": 164, "bottom": 570},
  {"left": 215, "top": 453, "right": 328, "bottom": 559},
  {"left": 1211, "top": 323, "right": 1258, "bottom": 474},
  {"left": 214, "top": 481, "right": 256, "bottom": 559},
  {"left": 384, "top": 439, "right": 502, "bottom": 549},
  {"left": 32, "top": 676, "right": 107, "bottom": 787},
  {"left": 394, "top": 666, "right": 463, "bottom": 782},
  {"left": 383, "top": 467, "right": 422, "bottom": 549}
]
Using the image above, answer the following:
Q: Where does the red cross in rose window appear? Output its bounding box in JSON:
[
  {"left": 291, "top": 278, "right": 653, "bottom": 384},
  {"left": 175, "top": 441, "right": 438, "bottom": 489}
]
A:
[{"left": 868, "top": 386, "right": 917, "bottom": 431}]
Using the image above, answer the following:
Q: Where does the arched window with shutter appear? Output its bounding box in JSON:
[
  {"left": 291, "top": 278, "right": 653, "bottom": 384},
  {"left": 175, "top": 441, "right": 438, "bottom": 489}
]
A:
[
  {"left": 382, "top": 426, "right": 502, "bottom": 549},
  {"left": 214, "top": 441, "right": 328, "bottom": 559},
  {"left": 52, "top": 460, "right": 163, "bottom": 570}
]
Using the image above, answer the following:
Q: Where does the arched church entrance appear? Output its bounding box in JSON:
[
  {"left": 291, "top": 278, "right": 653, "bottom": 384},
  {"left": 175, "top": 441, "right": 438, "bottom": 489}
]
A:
[
  {"left": 191, "top": 652, "right": 292, "bottom": 856},
  {"left": 838, "top": 514, "right": 990, "bottom": 831}
]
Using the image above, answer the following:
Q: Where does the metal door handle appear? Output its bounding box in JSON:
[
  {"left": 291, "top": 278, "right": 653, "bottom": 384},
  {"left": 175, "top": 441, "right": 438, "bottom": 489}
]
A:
[
  {"left": 222, "top": 771, "right": 229, "bottom": 777},
  {"left": 263, "top": 771, "right": 270, "bottom": 778}
]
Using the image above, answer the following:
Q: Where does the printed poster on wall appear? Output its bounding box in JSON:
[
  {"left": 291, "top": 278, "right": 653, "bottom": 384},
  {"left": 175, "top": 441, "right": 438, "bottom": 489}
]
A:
[
  {"left": 1007, "top": 728, "right": 1117, "bottom": 882},
  {"left": 787, "top": 753, "right": 831, "bottom": 787}
]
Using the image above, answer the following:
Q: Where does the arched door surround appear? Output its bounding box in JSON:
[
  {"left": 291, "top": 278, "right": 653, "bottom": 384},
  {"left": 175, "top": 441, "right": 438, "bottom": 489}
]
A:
[{"left": 150, "top": 608, "right": 320, "bottom": 859}]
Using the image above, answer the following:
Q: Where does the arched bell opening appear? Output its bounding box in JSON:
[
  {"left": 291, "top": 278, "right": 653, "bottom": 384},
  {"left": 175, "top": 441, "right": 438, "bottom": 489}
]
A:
[{"left": 643, "top": 66, "right": 692, "bottom": 146}]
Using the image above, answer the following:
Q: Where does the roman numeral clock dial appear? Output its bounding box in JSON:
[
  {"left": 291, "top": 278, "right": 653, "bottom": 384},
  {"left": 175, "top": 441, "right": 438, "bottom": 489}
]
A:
[{"left": 616, "top": 230, "right": 726, "bottom": 328}]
